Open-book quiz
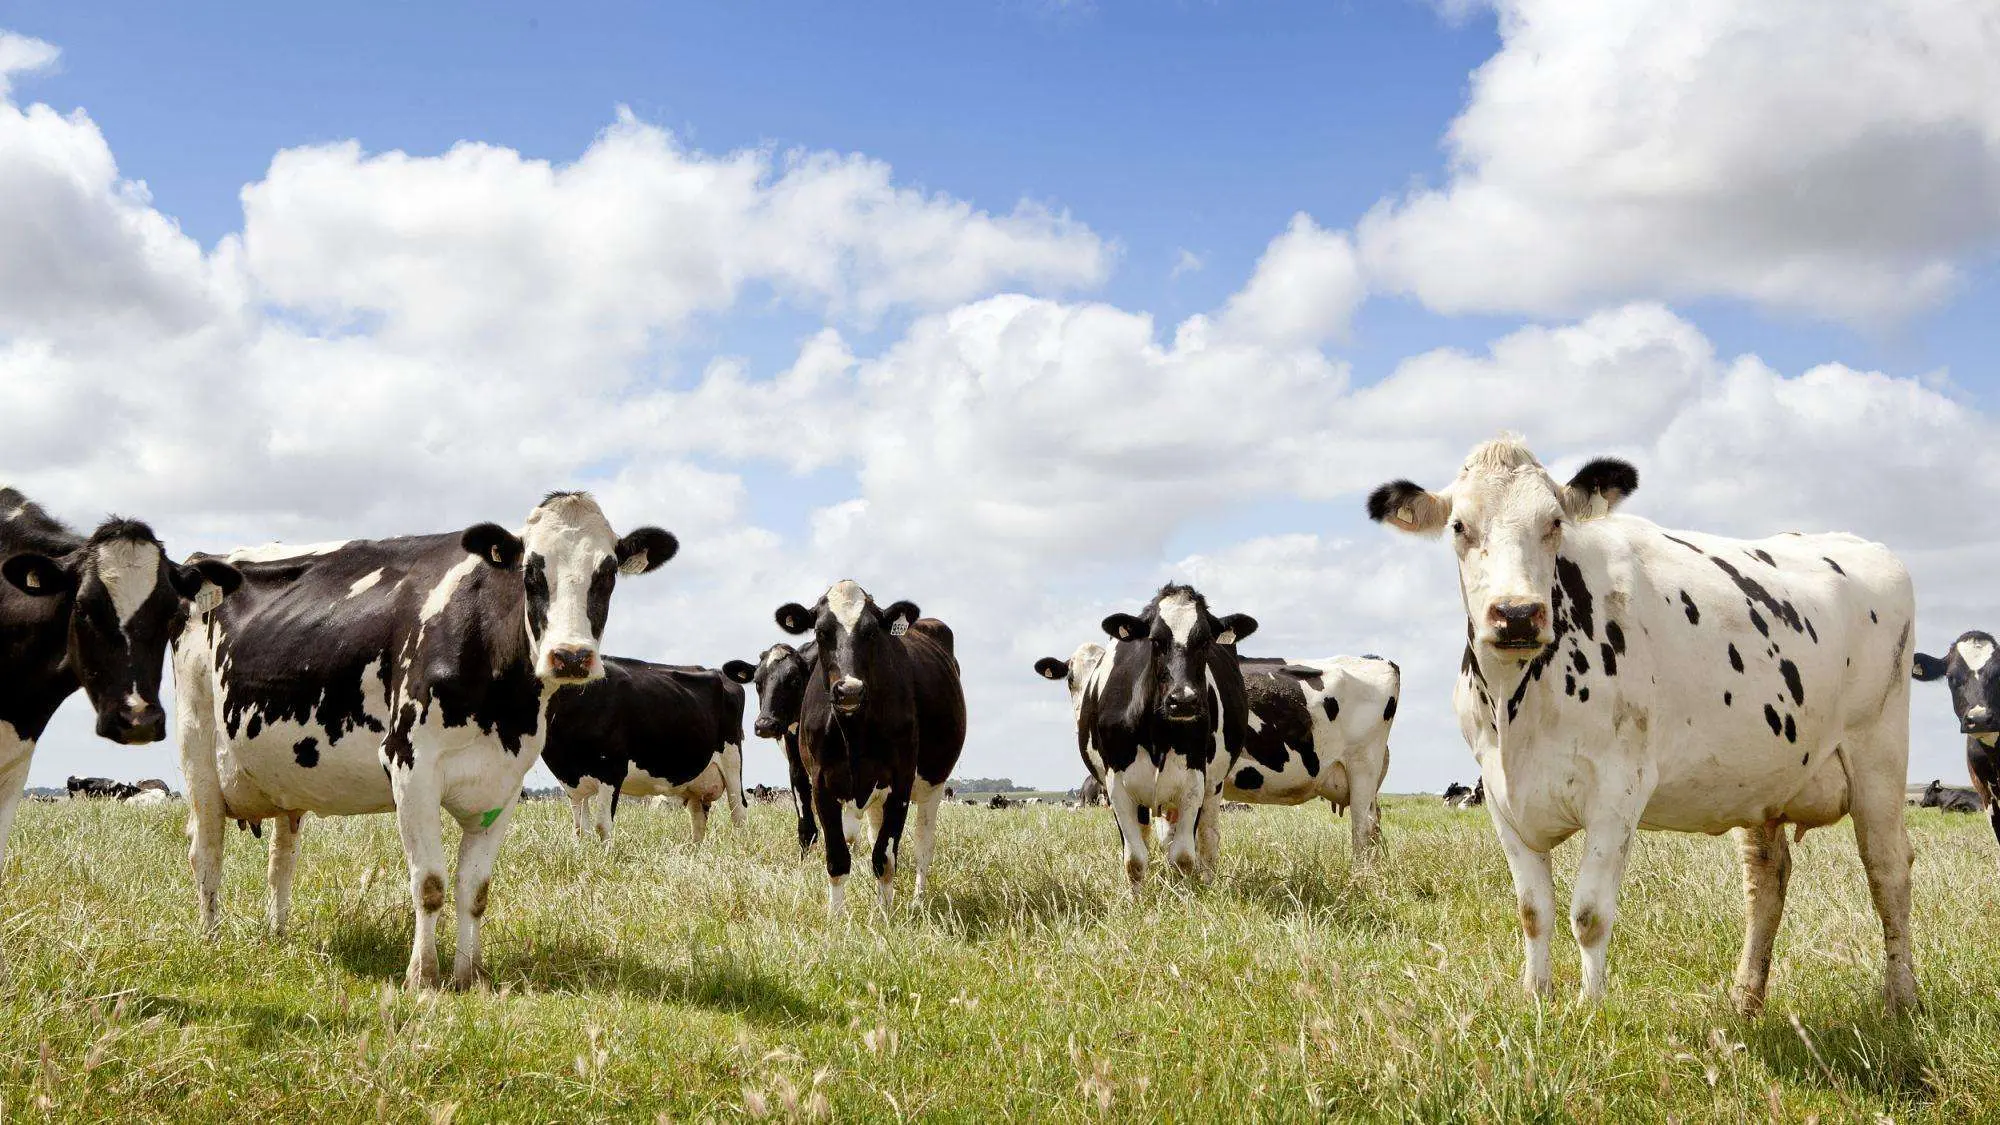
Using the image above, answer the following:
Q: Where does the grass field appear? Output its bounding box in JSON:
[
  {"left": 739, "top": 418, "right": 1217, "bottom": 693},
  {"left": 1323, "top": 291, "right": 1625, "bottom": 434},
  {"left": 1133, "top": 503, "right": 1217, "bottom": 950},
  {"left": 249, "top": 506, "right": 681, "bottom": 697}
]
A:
[{"left": 4, "top": 796, "right": 2000, "bottom": 1122}]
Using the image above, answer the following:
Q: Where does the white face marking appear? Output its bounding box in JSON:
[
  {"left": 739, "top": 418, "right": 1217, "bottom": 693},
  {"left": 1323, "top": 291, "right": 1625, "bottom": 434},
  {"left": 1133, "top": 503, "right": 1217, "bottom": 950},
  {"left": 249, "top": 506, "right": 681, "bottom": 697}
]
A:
[
  {"left": 521, "top": 494, "right": 619, "bottom": 669},
  {"left": 1959, "top": 638, "right": 1996, "bottom": 673},
  {"left": 224, "top": 540, "right": 350, "bottom": 564},
  {"left": 827, "top": 579, "right": 867, "bottom": 631},
  {"left": 1246, "top": 711, "right": 1264, "bottom": 733},
  {"left": 1158, "top": 592, "right": 1199, "bottom": 645},
  {"left": 421, "top": 555, "right": 482, "bottom": 623},
  {"left": 347, "top": 569, "right": 385, "bottom": 598},
  {"left": 96, "top": 539, "right": 163, "bottom": 626},
  {"left": 1979, "top": 733, "right": 1999, "bottom": 749}
]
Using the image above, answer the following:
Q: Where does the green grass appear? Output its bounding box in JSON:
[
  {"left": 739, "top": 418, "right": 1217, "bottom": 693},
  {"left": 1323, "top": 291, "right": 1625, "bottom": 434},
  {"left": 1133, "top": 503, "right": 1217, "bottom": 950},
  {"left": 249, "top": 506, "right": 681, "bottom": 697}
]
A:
[{"left": 3, "top": 796, "right": 1999, "bottom": 1122}]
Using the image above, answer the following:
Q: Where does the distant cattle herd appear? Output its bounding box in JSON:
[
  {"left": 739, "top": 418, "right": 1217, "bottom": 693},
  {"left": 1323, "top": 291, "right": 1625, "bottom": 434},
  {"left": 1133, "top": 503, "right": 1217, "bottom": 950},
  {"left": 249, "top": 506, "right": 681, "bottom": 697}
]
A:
[{"left": 0, "top": 435, "right": 1992, "bottom": 1014}]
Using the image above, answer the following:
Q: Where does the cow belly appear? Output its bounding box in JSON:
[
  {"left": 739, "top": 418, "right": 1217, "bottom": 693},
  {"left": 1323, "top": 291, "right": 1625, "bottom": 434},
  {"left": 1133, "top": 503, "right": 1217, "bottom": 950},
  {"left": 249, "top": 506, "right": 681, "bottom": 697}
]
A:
[
  {"left": 1641, "top": 751, "right": 1851, "bottom": 833},
  {"left": 1223, "top": 750, "right": 1322, "bottom": 805},
  {"left": 215, "top": 722, "right": 396, "bottom": 818},
  {"left": 622, "top": 757, "right": 724, "bottom": 804}
]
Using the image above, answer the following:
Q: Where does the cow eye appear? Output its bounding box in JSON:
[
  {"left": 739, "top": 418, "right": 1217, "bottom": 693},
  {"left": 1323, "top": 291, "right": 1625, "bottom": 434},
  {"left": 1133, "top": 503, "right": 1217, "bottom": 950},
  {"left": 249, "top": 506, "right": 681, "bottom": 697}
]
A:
[
  {"left": 1450, "top": 520, "right": 1465, "bottom": 536},
  {"left": 1548, "top": 518, "right": 1564, "bottom": 537}
]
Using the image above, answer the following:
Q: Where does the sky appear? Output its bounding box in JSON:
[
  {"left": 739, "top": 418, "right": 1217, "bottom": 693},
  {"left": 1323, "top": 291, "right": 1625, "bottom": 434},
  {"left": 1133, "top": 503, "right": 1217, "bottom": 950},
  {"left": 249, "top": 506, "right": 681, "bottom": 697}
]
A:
[{"left": 3, "top": 0, "right": 1999, "bottom": 794}]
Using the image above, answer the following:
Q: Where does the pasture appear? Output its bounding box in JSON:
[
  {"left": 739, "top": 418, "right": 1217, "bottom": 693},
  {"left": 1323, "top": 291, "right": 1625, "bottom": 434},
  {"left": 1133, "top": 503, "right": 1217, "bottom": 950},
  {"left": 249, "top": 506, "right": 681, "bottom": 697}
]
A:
[{"left": 3, "top": 797, "right": 1999, "bottom": 1122}]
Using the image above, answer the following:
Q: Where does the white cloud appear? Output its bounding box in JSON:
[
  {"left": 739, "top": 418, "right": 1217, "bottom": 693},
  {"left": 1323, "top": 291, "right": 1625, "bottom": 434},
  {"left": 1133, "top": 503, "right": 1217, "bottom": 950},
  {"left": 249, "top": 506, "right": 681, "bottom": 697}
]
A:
[
  {"left": 1169, "top": 248, "right": 1203, "bottom": 279},
  {"left": 1361, "top": 0, "right": 2000, "bottom": 322},
  {"left": 1, "top": 29, "right": 1992, "bottom": 797},
  {"left": 0, "top": 31, "right": 57, "bottom": 98}
]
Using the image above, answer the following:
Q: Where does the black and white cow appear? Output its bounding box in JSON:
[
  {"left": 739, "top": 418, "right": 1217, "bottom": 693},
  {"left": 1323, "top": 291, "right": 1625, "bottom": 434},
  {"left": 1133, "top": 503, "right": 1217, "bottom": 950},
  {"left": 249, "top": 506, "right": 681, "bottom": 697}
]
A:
[
  {"left": 1369, "top": 437, "right": 1917, "bottom": 1014},
  {"left": 771, "top": 581, "right": 965, "bottom": 916},
  {"left": 1042, "top": 584, "right": 1254, "bottom": 893},
  {"left": 722, "top": 641, "right": 820, "bottom": 854},
  {"left": 1036, "top": 642, "right": 1397, "bottom": 858},
  {"left": 542, "top": 657, "right": 745, "bottom": 846},
  {"left": 1443, "top": 779, "right": 1486, "bottom": 809},
  {"left": 1917, "top": 779, "right": 1982, "bottom": 814},
  {"left": 1912, "top": 631, "right": 2000, "bottom": 849},
  {"left": 2, "top": 489, "right": 241, "bottom": 869},
  {"left": 173, "top": 492, "right": 675, "bottom": 989}
]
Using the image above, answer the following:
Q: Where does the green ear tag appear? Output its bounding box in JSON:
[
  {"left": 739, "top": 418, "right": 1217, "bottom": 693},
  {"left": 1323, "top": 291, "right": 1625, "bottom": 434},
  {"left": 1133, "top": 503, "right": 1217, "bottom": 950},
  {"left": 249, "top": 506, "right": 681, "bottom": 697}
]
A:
[{"left": 479, "top": 807, "right": 504, "bottom": 828}]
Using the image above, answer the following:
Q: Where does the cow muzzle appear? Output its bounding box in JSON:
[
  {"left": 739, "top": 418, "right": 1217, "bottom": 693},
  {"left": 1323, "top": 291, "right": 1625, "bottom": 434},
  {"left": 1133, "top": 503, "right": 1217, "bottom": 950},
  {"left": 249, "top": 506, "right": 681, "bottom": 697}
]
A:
[
  {"left": 1484, "top": 598, "right": 1551, "bottom": 652},
  {"left": 1962, "top": 705, "right": 1996, "bottom": 734},
  {"left": 1162, "top": 685, "right": 1202, "bottom": 723},
  {"left": 754, "top": 715, "right": 783, "bottom": 739},
  {"left": 546, "top": 644, "right": 599, "bottom": 682},
  {"left": 100, "top": 703, "right": 166, "bottom": 745},
  {"left": 831, "top": 676, "right": 866, "bottom": 715}
]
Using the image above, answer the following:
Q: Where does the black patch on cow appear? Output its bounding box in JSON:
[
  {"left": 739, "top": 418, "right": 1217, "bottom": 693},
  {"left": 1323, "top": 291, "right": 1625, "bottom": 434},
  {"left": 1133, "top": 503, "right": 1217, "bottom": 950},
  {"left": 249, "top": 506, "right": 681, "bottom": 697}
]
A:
[
  {"left": 1728, "top": 643, "right": 1744, "bottom": 672},
  {"left": 1554, "top": 557, "right": 1595, "bottom": 640},
  {"left": 585, "top": 558, "right": 616, "bottom": 639},
  {"left": 1778, "top": 659, "right": 1805, "bottom": 707},
  {"left": 1763, "top": 704, "right": 1782, "bottom": 737},
  {"left": 1577, "top": 686, "right": 1590, "bottom": 702},
  {"left": 1570, "top": 648, "right": 1590, "bottom": 675},
  {"left": 522, "top": 554, "right": 551, "bottom": 641},
  {"left": 1823, "top": 557, "right": 1845, "bottom": 576},
  {"left": 1750, "top": 549, "right": 1776, "bottom": 567},
  {"left": 1724, "top": 691, "right": 1733, "bottom": 706},
  {"left": 1749, "top": 608, "right": 1769, "bottom": 637},
  {"left": 1783, "top": 713, "right": 1797, "bottom": 743},
  {"left": 1711, "top": 556, "right": 1806, "bottom": 636},
  {"left": 1322, "top": 695, "right": 1340, "bottom": 722},
  {"left": 1662, "top": 534, "right": 1704, "bottom": 555},
  {"left": 1870, "top": 609, "right": 1878, "bottom": 624},
  {"left": 1680, "top": 591, "right": 1700, "bottom": 625},
  {"left": 1382, "top": 695, "right": 1397, "bottom": 721},
  {"left": 1565, "top": 673, "right": 1576, "bottom": 697},
  {"left": 1599, "top": 643, "right": 1619, "bottom": 677},
  {"left": 1233, "top": 767, "right": 1263, "bottom": 790},
  {"left": 1801, "top": 752, "right": 1810, "bottom": 765},
  {"left": 293, "top": 738, "right": 320, "bottom": 768},
  {"left": 1606, "top": 620, "right": 1626, "bottom": 655},
  {"left": 1804, "top": 618, "right": 1818, "bottom": 644}
]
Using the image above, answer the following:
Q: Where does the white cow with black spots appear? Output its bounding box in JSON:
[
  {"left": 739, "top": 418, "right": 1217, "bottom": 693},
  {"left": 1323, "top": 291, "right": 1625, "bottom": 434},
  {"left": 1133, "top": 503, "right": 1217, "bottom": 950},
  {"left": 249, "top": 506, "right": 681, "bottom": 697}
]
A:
[{"left": 1369, "top": 437, "right": 1917, "bottom": 1014}]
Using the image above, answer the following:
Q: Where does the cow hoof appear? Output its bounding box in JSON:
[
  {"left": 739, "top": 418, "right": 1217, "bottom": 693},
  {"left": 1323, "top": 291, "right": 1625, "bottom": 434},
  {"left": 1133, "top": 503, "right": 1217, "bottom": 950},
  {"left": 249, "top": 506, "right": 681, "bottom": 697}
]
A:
[
  {"left": 405, "top": 962, "right": 441, "bottom": 992},
  {"left": 449, "top": 965, "right": 488, "bottom": 992},
  {"left": 1730, "top": 984, "right": 1766, "bottom": 1019}
]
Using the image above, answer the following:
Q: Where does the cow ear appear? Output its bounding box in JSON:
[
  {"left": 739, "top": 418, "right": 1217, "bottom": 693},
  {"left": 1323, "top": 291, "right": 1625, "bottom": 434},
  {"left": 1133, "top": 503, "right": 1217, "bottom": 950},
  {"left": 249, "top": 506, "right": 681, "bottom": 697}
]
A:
[
  {"left": 1101, "top": 613, "right": 1147, "bottom": 642},
  {"left": 1216, "top": 613, "right": 1258, "bottom": 645},
  {"left": 462, "top": 523, "right": 524, "bottom": 569},
  {"left": 1034, "top": 657, "right": 1068, "bottom": 681},
  {"left": 1366, "top": 480, "right": 1451, "bottom": 535},
  {"left": 1913, "top": 652, "right": 1950, "bottom": 682},
  {"left": 616, "top": 527, "right": 678, "bottom": 575},
  {"left": 881, "top": 601, "right": 920, "bottom": 636},
  {"left": 775, "top": 603, "right": 815, "bottom": 635},
  {"left": 1563, "top": 458, "right": 1638, "bottom": 520},
  {"left": 170, "top": 558, "right": 243, "bottom": 613},
  {"left": 721, "top": 660, "right": 758, "bottom": 684},
  {"left": 2, "top": 554, "right": 72, "bottom": 598}
]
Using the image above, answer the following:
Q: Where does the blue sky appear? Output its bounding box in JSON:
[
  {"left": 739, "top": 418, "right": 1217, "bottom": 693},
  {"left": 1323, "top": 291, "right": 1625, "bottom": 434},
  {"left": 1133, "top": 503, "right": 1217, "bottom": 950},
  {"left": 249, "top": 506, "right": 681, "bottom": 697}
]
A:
[{"left": 5, "top": 0, "right": 2000, "bottom": 792}]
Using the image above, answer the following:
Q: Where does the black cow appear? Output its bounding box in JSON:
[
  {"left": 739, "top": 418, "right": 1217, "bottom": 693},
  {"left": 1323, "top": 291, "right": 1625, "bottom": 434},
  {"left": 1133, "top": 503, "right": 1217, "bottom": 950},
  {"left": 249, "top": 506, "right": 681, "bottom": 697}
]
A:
[
  {"left": 542, "top": 658, "right": 746, "bottom": 846},
  {"left": 1914, "top": 632, "right": 2000, "bottom": 852},
  {"left": 67, "top": 776, "right": 141, "bottom": 800},
  {"left": 771, "top": 581, "right": 965, "bottom": 916},
  {"left": 173, "top": 491, "right": 675, "bottom": 988},
  {"left": 1918, "top": 779, "right": 1982, "bottom": 813},
  {"left": 723, "top": 641, "right": 820, "bottom": 853},
  {"left": 2, "top": 489, "right": 240, "bottom": 868},
  {"left": 1066, "top": 583, "right": 1254, "bottom": 893}
]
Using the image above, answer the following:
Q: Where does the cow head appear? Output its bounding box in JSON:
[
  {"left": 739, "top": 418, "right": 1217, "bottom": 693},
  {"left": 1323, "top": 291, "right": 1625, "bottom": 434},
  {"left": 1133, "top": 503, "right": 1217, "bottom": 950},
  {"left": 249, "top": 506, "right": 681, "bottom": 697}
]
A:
[
  {"left": 1034, "top": 641, "right": 1106, "bottom": 716},
  {"left": 1367, "top": 437, "right": 1636, "bottom": 657},
  {"left": 723, "top": 642, "right": 816, "bottom": 739},
  {"left": 1913, "top": 630, "right": 2000, "bottom": 737},
  {"left": 2, "top": 518, "right": 242, "bottom": 744},
  {"left": 773, "top": 580, "right": 917, "bottom": 717},
  {"left": 459, "top": 492, "right": 676, "bottom": 684},
  {"left": 1100, "top": 583, "right": 1256, "bottom": 725}
]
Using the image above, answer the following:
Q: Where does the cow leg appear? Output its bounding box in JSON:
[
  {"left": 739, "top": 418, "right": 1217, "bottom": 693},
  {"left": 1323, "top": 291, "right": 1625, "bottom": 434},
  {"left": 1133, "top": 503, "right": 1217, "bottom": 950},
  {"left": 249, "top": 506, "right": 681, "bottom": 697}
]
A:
[
  {"left": 1570, "top": 809, "right": 1641, "bottom": 1005},
  {"left": 1348, "top": 756, "right": 1386, "bottom": 864},
  {"left": 1106, "top": 775, "right": 1150, "bottom": 896},
  {"left": 1731, "top": 820, "right": 1791, "bottom": 1016},
  {"left": 1967, "top": 741, "right": 2000, "bottom": 867},
  {"left": 788, "top": 735, "right": 818, "bottom": 854},
  {"left": 722, "top": 741, "right": 748, "bottom": 830},
  {"left": 687, "top": 798, "right": 710, "bottom": 848},
  {"left": 1846, "top": 721, "right": 1919, "bottom": 1012},
  {"left": 174, "top": 664, "right": 228, "bottom": 937},
  {"left": 1191, "top": 775, "right": 1223, "bottom": 876},
  {"left": 266, "top": 812, "right": 306, "bottom": 937},
  {"left": 449, "top": 801, "right": 513, "bottom": 990},
  {"left": 565, "top": 783, "right": 593, "bottom": 839},
  {"left": 388, "top": 762, "right": 448, "bottom": 991},
  {"left": 1490, "top": 809, "right": 1556, "bottom": 999},
  {"left": 907, "top": 784, "right": 942, "bottom": 904},
  {"left": 873, "top": 784, "right": 912, "bottom": 914},
  {"left": 0, "top": 725, "right": 36, "bottom": 874},
  {"left": 815, "top": 784, "right": 851, "bottom": 920}
]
